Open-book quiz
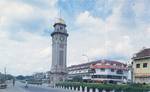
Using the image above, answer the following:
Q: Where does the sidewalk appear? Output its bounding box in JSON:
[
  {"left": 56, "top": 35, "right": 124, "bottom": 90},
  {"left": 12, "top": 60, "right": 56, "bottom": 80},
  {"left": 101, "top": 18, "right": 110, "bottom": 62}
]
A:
[
  {"left": 0, "top": 82, "right": 28, "bottom": 92},
  {"left": 0, "top": 82, "right": 79, "bottom": 92},
  {"left": 27, "top": 83, "right": 79, "bottom": 92}
]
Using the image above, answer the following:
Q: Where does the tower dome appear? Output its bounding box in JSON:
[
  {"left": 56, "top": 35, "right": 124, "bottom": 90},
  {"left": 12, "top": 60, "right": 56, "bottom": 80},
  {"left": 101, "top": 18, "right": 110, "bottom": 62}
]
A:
[{"left": 54, "top": 18, "right": 66, "bottom": 27}]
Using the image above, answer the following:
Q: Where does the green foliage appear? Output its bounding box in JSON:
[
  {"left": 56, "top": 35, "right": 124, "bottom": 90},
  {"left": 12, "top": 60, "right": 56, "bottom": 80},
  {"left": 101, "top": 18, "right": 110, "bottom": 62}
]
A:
[
  {"left": 16, "top": 75, "right": 25, "bottom": 80},
  {"left": 6, "top": 74, "right": 14, "bottom": 80},
  {"left": 56, "top": 82, "right": 150, "bottom": 91},
  {"left": 0, "top": 74, "right": 14, "bottom": 83},
  {"left": 27, "top": 79, "right": 42, "bottom": 85},
  {"left": 72, "top": 76, "right": 82, "bottom": 82}
]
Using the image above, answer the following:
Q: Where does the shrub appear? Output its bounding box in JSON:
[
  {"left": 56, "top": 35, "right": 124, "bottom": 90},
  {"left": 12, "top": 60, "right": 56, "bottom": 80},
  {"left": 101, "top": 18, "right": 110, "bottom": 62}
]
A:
[{"left": 56, "top": 82, "right": 150, "bottom": 91}]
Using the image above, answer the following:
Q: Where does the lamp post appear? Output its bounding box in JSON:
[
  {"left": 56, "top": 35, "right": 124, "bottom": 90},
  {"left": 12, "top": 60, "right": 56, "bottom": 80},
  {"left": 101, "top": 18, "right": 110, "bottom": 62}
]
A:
[{"left": 4, "top": 67, "right": 6, "bottom": 84}]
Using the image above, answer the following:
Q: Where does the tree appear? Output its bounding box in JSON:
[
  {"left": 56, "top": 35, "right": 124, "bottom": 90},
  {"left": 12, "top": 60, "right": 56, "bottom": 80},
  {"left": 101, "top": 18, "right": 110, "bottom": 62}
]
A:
[
  {"left": 16, "top": 75, "right": 25, "bottom": 80},
  {"left": 72, "top": 76, "right": 82, "bottom": 82}
]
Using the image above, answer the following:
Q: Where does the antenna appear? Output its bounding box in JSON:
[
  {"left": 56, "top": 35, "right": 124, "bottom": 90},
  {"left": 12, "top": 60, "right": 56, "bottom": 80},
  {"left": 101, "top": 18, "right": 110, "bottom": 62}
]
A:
[{"left": 59, "top": 8, "right": 62, "bottom": 19}]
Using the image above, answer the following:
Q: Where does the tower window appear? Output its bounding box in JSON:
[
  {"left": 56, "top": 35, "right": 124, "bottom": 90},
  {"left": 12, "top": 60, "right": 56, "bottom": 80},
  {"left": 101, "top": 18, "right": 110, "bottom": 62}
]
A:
[
  {"left": 136, "top": 64, "right": 140, "bottom": 68},
  {"left": 56, "top": 27, "right": 59, "bottom": 31},
  {"left": 59, "top": 51, "right": 64, "bottom": 66},
  {"left": 60, "top": 26, "right": 63, "bottom": 30},
  {"left": 143, "top": 63, "right": 147, "bottom": 68}
]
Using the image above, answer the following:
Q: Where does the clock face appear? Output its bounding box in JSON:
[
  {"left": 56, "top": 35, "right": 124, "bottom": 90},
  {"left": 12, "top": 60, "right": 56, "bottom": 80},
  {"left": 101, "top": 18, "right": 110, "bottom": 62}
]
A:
[{"left": 60, "top": 36, "right": 65, "bottom": 41}]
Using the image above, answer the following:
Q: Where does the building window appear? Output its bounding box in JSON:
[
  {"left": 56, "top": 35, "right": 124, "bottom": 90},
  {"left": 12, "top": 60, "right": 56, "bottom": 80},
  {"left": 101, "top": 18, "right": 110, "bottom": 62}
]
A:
[
  {"left": 136, "top": 64, "right": 140, "bottom": 68},
  {"left": 143, "top": 63, "right": 147, "bottom": 68},
  {"left": 111, "top": 69, "right": 114, "bottom": 72},
  {"left": 101, "top": 68, "right": 105, "bottom": 72},
  {"left": 88, "top": 69, "right": 95, "bottom": 73},
  {"left": 116, "top": 70, "right": 123, "bottom": 74},
  {"left": 92, "top": 75, "right": 122, "bottom": 79},
  {"left": 59, "top": 51, "right": 64, "bottom": 66}
]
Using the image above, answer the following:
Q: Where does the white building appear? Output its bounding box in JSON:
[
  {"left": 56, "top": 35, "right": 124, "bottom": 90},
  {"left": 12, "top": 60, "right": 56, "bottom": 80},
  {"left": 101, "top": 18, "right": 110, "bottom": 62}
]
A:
[
  {"left": 67, "top": 59, "right": 128, "bottom": 84},
  {"left": 33, "top": 72, "right": 46, "bottom": 80}
]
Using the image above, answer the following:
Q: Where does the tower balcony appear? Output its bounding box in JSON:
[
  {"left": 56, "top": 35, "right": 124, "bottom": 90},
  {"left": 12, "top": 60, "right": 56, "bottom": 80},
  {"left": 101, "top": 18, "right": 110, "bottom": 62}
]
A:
[{"left": 51, "top": 31, "right": 69, "bottom": 37}]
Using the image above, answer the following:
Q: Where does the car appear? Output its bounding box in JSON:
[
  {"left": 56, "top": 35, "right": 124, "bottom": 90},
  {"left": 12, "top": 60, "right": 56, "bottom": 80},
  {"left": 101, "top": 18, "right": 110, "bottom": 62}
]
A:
[
  {"left": 0, "top": 80, "right": 7, "bottom": 89},
  {"left": 0, "top": 83, "right": 7, "bottom": 89}
]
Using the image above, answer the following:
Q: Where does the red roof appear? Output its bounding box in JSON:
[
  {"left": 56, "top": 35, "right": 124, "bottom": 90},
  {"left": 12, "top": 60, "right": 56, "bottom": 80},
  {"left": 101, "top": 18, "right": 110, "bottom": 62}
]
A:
[
  {"left": 67, "top": 59, "right": 126, "bottom": 69},
  {"left": 90, "top": 65, "right": 128, "bottom": 70},
  {"left": 133, "top": 48, "right": 150, "bottom": 60}
]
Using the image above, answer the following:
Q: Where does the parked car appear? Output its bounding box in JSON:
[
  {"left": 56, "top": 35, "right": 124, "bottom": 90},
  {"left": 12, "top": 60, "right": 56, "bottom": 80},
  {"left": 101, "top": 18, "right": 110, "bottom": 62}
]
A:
[{"left": 0, "top": 80, "right": 7, "bottom": 89}]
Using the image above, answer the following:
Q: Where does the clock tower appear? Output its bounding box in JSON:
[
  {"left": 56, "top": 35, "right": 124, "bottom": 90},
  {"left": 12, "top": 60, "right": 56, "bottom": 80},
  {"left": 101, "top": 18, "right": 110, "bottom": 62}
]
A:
[{"left": 50, "top": 18, "right": 68, "bottom": 84}]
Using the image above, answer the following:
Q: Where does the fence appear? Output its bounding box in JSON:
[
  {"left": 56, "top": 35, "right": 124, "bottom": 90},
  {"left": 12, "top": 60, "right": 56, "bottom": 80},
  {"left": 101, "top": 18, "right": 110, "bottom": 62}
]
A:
[{"left": 55, "top": 82, "right": 150, "bottom": 92}]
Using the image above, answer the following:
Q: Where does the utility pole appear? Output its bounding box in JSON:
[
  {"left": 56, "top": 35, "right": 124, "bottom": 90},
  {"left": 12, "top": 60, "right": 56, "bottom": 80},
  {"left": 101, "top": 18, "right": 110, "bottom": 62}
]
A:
[{"left": 4, "top": 67, "right": 6, "bottom": 83}]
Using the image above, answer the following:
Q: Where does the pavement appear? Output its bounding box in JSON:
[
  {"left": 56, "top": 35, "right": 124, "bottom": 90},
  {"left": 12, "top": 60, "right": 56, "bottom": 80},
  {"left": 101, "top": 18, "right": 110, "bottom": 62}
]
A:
[
  {"left": 0, "top": 82, "right": 27, "bottom": 92},
  {"left": 0, "top": 81, "right": 77, "bottom": 92}
]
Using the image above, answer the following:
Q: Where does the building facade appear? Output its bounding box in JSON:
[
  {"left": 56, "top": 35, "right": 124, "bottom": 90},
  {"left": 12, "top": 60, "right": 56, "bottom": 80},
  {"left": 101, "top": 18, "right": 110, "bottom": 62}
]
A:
[
  {"left": 50, "top": 18, "right": 68, "bottom": 85},
  {"left": 33, "top": 72, "right": 46, "bottom": 80},
  {"left": 67, "top": 59, "right": 128, "bottom": 84},
  {"left": 132, "top": 48, "right": 150, "bottom": 84}
]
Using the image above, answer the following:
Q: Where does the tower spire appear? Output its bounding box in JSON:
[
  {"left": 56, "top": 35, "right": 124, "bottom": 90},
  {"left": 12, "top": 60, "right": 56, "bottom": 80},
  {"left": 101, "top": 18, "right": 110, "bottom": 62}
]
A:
[{"left": 53, "top": 9, "right": 66, "bottom": 27}]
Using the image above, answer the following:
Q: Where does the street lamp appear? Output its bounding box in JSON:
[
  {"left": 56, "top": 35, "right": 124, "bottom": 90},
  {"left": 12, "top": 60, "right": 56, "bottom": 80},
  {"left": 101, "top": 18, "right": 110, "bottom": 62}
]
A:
[
  {"left": 4, "top": 67, "right": 6, "bottom": 82},
  {"left": 3, "top": 67, "right": 7, "bottom": 85}
]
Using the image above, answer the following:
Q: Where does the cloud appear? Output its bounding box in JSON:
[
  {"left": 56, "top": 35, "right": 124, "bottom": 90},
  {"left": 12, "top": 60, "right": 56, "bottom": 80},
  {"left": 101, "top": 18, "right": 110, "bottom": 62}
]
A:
[
  {"left": 76, "top": 11, "right": 105, "bottom": 33},
  {"left": 0, "top": 0, "right": 58, "bottom": 33},
  {"left": 0, "top": 0, "right": 150, "bottom": 75},
  {"left": 0, "top": 0, "right": 58, "bottom": 75},
  {"left": 68, "top": 0, "right": 150, "bottom": 66},
  {"left": 0, "top": 31, "right": 51, "bottom": 75}
]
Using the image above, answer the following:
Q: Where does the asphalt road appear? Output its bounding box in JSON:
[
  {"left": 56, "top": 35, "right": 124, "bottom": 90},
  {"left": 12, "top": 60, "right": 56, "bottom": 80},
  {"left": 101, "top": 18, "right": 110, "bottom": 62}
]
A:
[
  {"left": 1, "top": 81, "right": 77, "bottom": 92},
  {"left": 20, "top": 85, "right": 72, "bottom": 92}
]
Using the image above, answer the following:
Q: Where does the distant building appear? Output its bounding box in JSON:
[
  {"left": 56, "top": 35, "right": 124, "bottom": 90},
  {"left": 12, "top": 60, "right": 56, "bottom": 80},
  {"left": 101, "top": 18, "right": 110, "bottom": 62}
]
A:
[
  {"left": 0, "top": 72, "right": 2, "bottom": 79},
  {"left": 33, "top": 72, "right": 46, "bottom": 80},
  {"left": 132, "top": 48, "right": 150, "bottom": 84},
  {"left": 32, "top": 71, "right": 52, "bottom": 84},
  {"left": 45, "top": 71, "right": 51, "bottom": 79},
  {"left": 67, "top": 59, "right": 128, "bottom": 84}
]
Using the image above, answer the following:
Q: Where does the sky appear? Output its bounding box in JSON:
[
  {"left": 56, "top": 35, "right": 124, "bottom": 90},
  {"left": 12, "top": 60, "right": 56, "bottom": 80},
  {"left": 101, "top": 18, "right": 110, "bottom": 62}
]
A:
[{"left": 0, "top": 0, "right": 150, "bottom": 75}]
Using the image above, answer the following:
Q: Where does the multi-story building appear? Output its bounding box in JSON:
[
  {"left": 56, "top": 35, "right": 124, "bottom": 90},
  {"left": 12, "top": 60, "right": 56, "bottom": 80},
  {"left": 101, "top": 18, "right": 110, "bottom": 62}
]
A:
[
  {"left": 132, "top": 48, "right": 150, "bottom": 84},
  {"left": 67, "top": 59, "right": 128, "bottom": 84},
  {"left": 0, "top": 72, "right": 3, "bottom": 81},
  {"left": 33, "top": 72, "right": 46, "bottom": 80}
]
